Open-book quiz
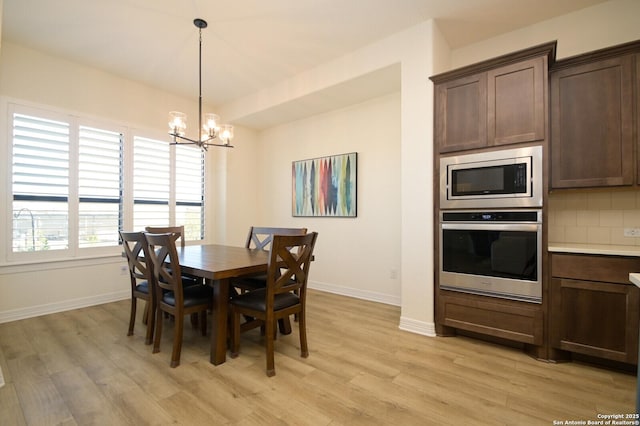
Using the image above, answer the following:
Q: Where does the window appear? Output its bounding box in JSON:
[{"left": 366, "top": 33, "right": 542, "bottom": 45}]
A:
[
  {"left": 133, "top": 136, "right": 170, "bottom": 230},
  {"left": 78, "top": 126, "right": 123, "bottom": 248},
  {"left": 12, "top": 113, "right": 70, "bottom": 252},
  {"left": 175, "top": 145, "right": 205, "bottom": 240},
  {"left": 8, "top": 103, "right": 205, "bottom": 260}
]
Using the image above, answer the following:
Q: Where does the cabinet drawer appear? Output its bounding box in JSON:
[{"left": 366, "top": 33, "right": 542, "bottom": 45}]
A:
[
  {"left": 551, "top": 253, "right": 640, "bottom": 284},
  {"left": 439, "top": 293, "right": 543, "bottom": 345}
]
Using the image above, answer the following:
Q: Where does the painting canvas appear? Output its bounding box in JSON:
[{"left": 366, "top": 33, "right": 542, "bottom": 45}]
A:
[{"left": 292, "top": 152, "right": 357, "bottom": 217}]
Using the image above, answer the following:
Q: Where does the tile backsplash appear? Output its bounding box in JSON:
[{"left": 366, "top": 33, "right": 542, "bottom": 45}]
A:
[{"left": 548, "top": 190, "right": 640, "bottom": 246}]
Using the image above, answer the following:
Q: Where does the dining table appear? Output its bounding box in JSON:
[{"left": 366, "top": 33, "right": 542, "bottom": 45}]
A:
[{"left": 176, "top": 244, "right": 271, "bottom": 365}]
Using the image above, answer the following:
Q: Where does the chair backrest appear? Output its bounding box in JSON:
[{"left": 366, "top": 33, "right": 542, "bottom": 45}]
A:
[
  {"left": 265, "top": 232, "right": 318, "bottom": 299},
  {"left": 145, "top": 225, "right": 186, "bottom": 248},
  {"left": 145, "top": 232, "right": 184, "bottom": 303},
  {"left": 245, "top": 226, "right": 308, "bottom": 251},
  {"left": 120, "top": 230, "right": 153, "bottom": 289}
]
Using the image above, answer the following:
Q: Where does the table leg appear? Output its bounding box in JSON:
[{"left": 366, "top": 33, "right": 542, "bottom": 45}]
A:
[
  {"left": 209, "top": 277, "right": 230, "bottom": 365},
  {"left": 278, "top": 317, "right": 292, "bottom": 335}
]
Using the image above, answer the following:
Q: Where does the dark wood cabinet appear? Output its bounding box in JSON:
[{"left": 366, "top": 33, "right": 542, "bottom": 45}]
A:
[
  {"left": 431, "top": 39, "right": 640, "bottom": 367},
  {"left": 431, "top": 42, "right": 554, "bottom": 154},
  {"left": 435, "top": 73, "right": 487, "bottom": 152},
  {"left": 550, "top": 254, "right": 640, "bottom": 364},
  {"left": 431, "top": 43, "right": 554, "bottom": 358},
  {"left": 438, "top": 291, "right": 544, "bottom": 345},
  {"left": 488, "top": 57, "right": 546, "bottom": 146},
  {"left": 550, "top": 41, "right": 640, "bottom": 189}
]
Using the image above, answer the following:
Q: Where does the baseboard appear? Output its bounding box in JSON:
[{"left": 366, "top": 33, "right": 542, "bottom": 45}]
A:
[
  {"left": 0, "top": 290, "right": 130, "bottom": 324},
  {"left": 399, "top": 316, "right": 437, "bottom": 337},
  {"left": 309, "top": 281, "right": 436, "bottom": 337},
  {"left": 1, "top": 284, "right": 434, "bottom": 339},
  {"left": 308, "top": 280, "right": 401, "bottom": 306},
  {"left": 1, "top": 282, "right": 396, "bottom": 322}
]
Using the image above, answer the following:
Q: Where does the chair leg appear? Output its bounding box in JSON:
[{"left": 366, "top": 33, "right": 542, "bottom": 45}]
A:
[
  {"left": 153, "top": 306, "right": 163, "bottom": 354},
  {"left": 278, "top": 317, "right": 292, "bottom": 335},
  {"left": 128, "top": 298, "right": 136, "bottom": 336},
  {"left": 299, "top": 310, "right": 308, "bottom": 358},
  {"left": 144, "top": 300, "right": 155, "bottom": 345},
  {"left": 170, "top": 313, "right": 185, "bottom": 368},
  {"left": 265, "top": 317, "right": 276, "bottom": 377},
  {"left": 142, "top": 301, "right": 149, "bottom": 325},
  {"left": 230, "top": 310, "right": 241, "bottom": 358},
  {"left": 199, "top": 310, "right": 207, "bottom": 336}
]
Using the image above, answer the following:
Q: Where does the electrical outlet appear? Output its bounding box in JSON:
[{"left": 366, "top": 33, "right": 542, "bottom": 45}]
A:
[
  {"left": 120, "top": 265, "right": 128, "bottom": 275},
  {"left": 389, "top": 268, "right": 398, "bottom": 279},
  {"left": 623, "top": 228, "right": 640, "bottom": 237}
]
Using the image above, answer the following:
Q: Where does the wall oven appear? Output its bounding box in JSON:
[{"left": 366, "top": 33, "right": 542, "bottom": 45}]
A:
[
  {"left": 440, "top": 146, "right": 542, "bottom": 209},
  {"left": 439, "top": 210, "right": 542, "bottom": 303}
]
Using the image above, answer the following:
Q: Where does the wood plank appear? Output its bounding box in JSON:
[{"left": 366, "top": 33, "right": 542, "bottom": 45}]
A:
[{"left": 0, "top": 290, "right": 634, "bottom": 424}]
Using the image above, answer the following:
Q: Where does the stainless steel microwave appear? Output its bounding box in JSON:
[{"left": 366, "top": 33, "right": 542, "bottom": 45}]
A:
[{"left": 440, "top": 146, "right": 542, "bottom": 209}]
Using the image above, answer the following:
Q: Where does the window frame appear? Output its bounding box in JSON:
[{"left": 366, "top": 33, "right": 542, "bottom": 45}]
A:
[{"left": 3, "top": 100, "right": 206, "bottom": 265}]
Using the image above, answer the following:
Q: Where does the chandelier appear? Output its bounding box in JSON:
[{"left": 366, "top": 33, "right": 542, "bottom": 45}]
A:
[{"left": 168, "top": 18, "right": 234, "bottom": 150}]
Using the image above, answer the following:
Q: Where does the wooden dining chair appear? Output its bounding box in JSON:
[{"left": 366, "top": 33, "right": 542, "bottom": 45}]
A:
[
  {"left": 120, "top": 230, "right": 156, "bottom": 345},
  {"left": 229, "top": 232, "right": 318, "bottom": 377},
  {"left": 232, "top": 226, "right": 308, "bottom": 293},
  {"left": 145, "top": 225, "right": 202, "bottom": 286},
  {"left": 144, "top": 225, "right": 186, "bottom": 247},
  {"left": 145, "top": 232, "right": 212, "bottom": 368}
]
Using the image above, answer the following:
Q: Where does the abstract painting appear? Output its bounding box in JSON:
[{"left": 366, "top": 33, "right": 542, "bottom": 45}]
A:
[{"left": 292, "top": 152, "right": 357, "bottom": 217}]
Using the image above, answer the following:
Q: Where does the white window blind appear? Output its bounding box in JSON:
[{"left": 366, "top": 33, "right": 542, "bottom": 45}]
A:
[
  {"left": 175, "top": 145, "right": 204, "bottom": 240},
  {"left": 12, "top": 113, "right": 70, "bottom": 252},
  {"left": 78, "top": 125, "right": 123, "bottom": 248},
  {"left": 7, "top": 104, "right": 207, "bottom": 259},
  {"left": 133, "top": 136, "right": 170, "bottom": 230}
]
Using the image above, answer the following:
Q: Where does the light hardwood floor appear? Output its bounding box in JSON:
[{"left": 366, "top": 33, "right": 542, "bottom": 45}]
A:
[{"left": 0, "top": 290, "right": 635, "bottom": 425}]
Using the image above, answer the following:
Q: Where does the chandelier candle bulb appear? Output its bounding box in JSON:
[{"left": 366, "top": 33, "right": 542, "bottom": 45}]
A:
[
  {"left": 203, "top": 113, "right": 219, "bottom": 138},
  {"left": 220, "top": 125, "right": 234, "bottom": 145},
  {"left": 168, "top": 111, "right": 186, "bottom": 136}
]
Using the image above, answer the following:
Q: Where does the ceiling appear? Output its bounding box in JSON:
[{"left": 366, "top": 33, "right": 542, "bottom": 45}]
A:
[{"left": 2, "top": 0, "right": 607, "bottom": 128}]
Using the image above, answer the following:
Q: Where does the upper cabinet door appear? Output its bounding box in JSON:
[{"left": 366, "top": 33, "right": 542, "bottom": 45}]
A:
[
  {"left": 488, "top": 57, "right": 546, "bottom": 146},
  {"left": 435, "top": 73, "right": 487, "bottom": 153},
  {"left": 550, "top": 55, "right": 634, "bottom": 189}
]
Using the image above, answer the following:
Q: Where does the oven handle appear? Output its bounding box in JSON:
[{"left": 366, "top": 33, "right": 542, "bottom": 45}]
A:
[{"left": 441, "top": 222, "right": 540, "bottom": 232}]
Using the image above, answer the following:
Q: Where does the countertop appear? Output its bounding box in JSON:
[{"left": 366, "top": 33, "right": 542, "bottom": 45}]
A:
[{"left": 548, "top": 243, "right": 640, "bottom": 257}]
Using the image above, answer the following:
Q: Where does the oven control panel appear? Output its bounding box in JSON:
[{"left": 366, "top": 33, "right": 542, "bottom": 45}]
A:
[{"left": 441, "top": 210, "right": 540, "bottom": 223}]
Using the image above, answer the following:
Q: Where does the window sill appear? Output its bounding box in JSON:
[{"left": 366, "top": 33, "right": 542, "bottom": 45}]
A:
[{"left": 0, "top": 253, "right": 124, "bottom": 275}]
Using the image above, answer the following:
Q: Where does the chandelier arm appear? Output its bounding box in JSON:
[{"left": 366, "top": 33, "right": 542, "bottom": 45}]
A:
[{"left": 170, "top": 133, "right": 233, "bottom": 148}]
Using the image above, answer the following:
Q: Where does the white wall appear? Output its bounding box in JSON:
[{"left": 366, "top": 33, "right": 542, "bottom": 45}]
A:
[
  {"left": 0, "top": 41, "right": 259, "bottom": 321},
  {"left": 221, "top": 21, "right": 441, "bottom": 334},
  {"left": 451, "top": 0, "right": 640, "bottom": 67},
  {"left": 256, "top": 93, "right": 401, "bottom": 303},
  {"left": 208, "top": 124, "right": 260, "bottom": 246}
]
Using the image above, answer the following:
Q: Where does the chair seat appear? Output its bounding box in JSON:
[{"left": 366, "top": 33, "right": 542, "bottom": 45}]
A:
[
  {"left": 231, "top": 287, "right": 299, "bottom": 312},
  {"left": 232, "top": 274, "right": 267, "bottom": 291},
  {"left": 134, "top": 281, "right": 149, "bottom": 293},
  {"left": 163, "top": 285, "right": 211, "bottom": 307},
  {"left": 181, "top": 275, "right": 202, "bottom": 287}
]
